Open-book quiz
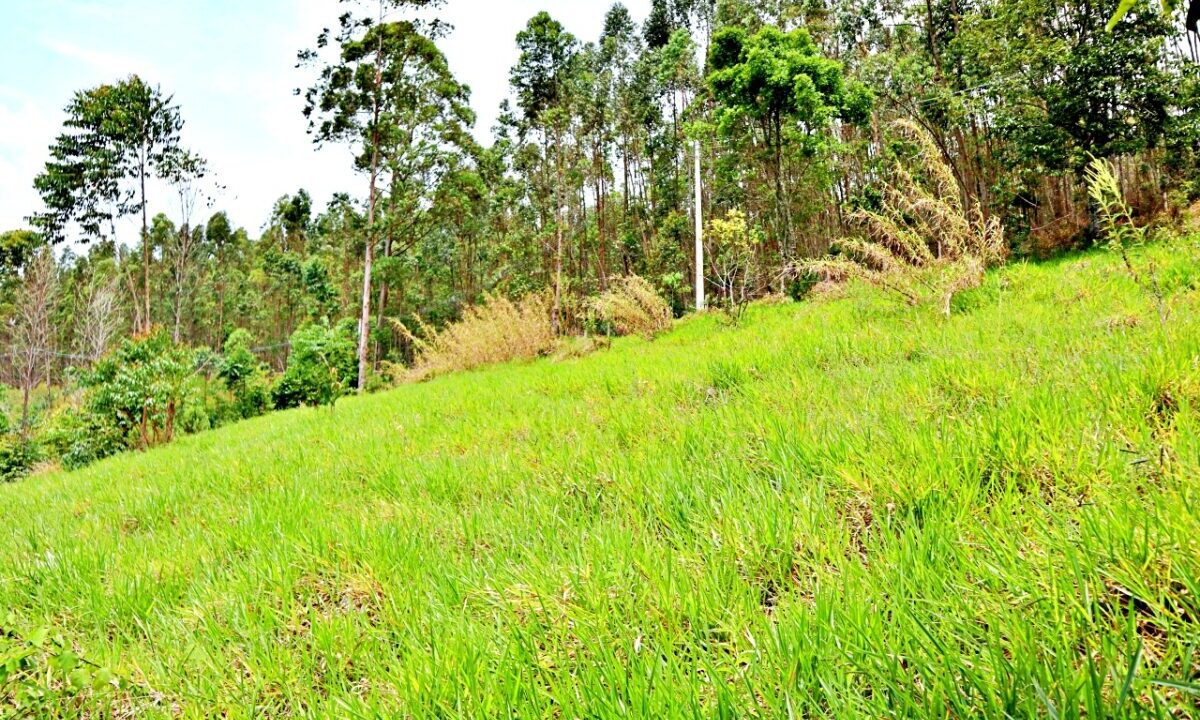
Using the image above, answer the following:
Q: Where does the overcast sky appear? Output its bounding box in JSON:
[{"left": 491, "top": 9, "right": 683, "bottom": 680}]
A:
[{"left": 0, "top": 0, "right": 651, "bottom": 237}]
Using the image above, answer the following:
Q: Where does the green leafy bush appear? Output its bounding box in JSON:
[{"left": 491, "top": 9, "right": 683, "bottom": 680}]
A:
[
  {"left": 0, "top": 436, "right": 40, "bottom": 483},
  {"left": 67, "top": 330, "right": 199, "bottom": 463},
  {"left": 42, "top": 408, "right": 125, "bottom": 471},
  {"left": 272, "top": 321, "right": 357, "bottom": 409},
  {"left": 42, "top": 331, "right": 216, "bottom": 472},
  {"left": 219, "top": 329, "right": 272, "bottom": 419}
]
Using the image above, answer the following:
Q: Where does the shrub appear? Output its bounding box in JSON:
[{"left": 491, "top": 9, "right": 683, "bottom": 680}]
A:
[
  {"left": 588, "top": 275, "right": 673, "bottom": 338},
  {"left": 43, "top": 407, "right": 125, "bottom": 471},
  {"left": 0, "top": 435, "right": 41, "bottom": 482},
  {"left": 220, "top": 329, "right": 271, "bottom": 419},
  {"left": 706, "top": 210, "right": 762, "bottom": 317},
  {"left": 75, "top": 330, "right": 197, "bottom": 452},
  {"left": 805, "top": 119, "right": 1007, "bottom": 317},
  {"left": 402, "top": 292, "right": 555, "bottom": 380},
  {"left": 272, "top": 321, "right": 357, "bottom": 409}
]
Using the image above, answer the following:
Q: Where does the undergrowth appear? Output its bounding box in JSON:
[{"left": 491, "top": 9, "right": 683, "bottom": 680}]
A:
[
  {"left": 399, "top": 291, "right": 556, "bottom": 380},
  {"left": 587, "top": 275, "right": 673, "bottom": 339}
]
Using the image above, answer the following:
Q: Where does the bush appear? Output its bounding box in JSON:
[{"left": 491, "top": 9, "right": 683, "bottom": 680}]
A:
[
  {"left": 704, "top": 210, "right": 766, "bottom": 323},
  {"left": 74, "top": 330, "right": 197, "bottom": 453},
  {"left": 402, "top": 292, "right": 556, "bottom": 380},
  {"left": 0, "top": 435, "right": 41, "bottom": 482},
  {"left": 272, "top": 321, "right": 357, "bottom": 409},
  {"left": 42, "top": 408, "right": 124, "bottom": 471},
  {"left": 220, "top": 329, "right": 272, "bottom": 419},
  {"left": 588, "top": 275, "right": 673, "bottom": 338}
]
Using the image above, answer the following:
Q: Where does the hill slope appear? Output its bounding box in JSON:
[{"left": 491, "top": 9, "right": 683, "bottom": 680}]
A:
[{"left": 3, "top": 245, "right": 1200, "bottom": 718}]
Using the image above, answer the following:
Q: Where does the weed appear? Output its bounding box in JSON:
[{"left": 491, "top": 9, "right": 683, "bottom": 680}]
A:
[{"left": 804, "top": 120, "right": 1007, "bottom": 317}]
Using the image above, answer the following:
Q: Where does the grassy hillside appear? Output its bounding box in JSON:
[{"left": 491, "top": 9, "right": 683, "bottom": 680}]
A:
[{"left": 3, "top": 243, "right": 1200, "bottom": 718}]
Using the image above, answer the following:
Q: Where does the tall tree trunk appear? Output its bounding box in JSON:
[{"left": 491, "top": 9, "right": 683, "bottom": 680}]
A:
[
  {"left": 173, "top": 224, "right": 186, "bottom": 344},
  {"left": 216, "top": 254, "right": 226, "bottom": 349},
  {"left": 595, "top": 139, "right": 608, "bottom": 290},
  {"left": 357, "top": 48, "right": 384, "bottom": 394},
  {"left": 21, "top": 385, "right": 30, "bottom": 433},
  {"left": 773, "top": 120, "right": 791, "bottom": 262},
  {"left": 552, "top": 126, "right": 565, "bottom": 335},
  {"left": 140, "top": 157, "right": 150, "bottom": 334},
  {"left": 375, "top": 226, "right": 395, "bottom": 368}
]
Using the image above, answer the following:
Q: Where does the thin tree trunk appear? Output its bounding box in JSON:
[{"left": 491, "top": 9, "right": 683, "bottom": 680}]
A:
[
  {"left": 375, "top": 227, "right": 394, "bottom": 368},
  {"left": 357, "top": 43, "right": 384, "bottom": 394},
  {"left": 140, "top": 157, "right": 150, "bottom": 334},
  {"left": 595, "top": 140, "right": 608, "bottom": 290},
  {"left": 552, "top": 126, "right": 565, "bottom": 336}
]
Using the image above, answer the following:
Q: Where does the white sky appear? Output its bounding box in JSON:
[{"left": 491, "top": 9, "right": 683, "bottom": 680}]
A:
[{"left": 0, "top": 0, "right": 651, "bottom": 237}]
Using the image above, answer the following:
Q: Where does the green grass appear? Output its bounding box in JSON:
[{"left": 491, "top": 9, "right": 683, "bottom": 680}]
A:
[{"left": 3, "top": 242, "right": 1200, "bottom": 718}]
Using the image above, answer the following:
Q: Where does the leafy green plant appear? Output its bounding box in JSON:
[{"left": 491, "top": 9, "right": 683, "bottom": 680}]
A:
[
  {"left": 0, "top": 436, "right": 40, "bottom": 483},
  {"left": 42, "top": 408, "right": 125, "bottom": 472},
  {"left": 706, "top": 209, "right": 763, "bottom": 323},
  {"left": 272, "top": 321, "right": 357, "bottom": 409},
  {"left": 1, "top": 617, "right": 124, "bottom": 718},
  {"left": 219, "top": 329, "right": 271, "bottom": 419},
  {"left": 74, "top": 330, "right": 198, "bottom": 453}
]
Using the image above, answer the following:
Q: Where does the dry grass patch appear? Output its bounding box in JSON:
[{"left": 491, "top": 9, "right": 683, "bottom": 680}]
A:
[
  {"left": 401, "top": 292, "right": 556, "bottom": 380},
  {"left": 805, "top": 119, "right": 1007, "bottom": 316},
  {"left": 588, "top": 275, "right": 673, "bottom": 339}
]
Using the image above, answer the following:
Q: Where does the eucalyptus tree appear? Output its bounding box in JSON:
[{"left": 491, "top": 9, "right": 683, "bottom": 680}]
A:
[
  {"left": 32, "top": 76, "right": 186, "bottom": 333},
  {"left": 159, "top": 149, "right": 210, "bottom": 342},
  {"left": 300, "top": 0, "right": 454, "bottom": 391},
  {"left": 11, "top": 249, "right": 58, "bottom": 429},
  {"left": 203, "top": 211, "right": 237, "bottom": 347},
  {"left": 369, "top": 24, "right": 475, "bottom": 350},
  {"left": 510, "top": 12, "right": 581, "bottom": 333},
  {"left": 271, "top": 190, "right": 313, "bottom": 254},
  {"left": 77, "top": 269, "right": 122, "bottom": 365},
  {"left": 601, "top": 4, "right": 642, "bottom": 226}
]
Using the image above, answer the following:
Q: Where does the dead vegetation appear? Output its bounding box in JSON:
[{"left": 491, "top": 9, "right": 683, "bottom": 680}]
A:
[
  {"left": 587, "top": 275, "right": 673, "bottom": 339},
  {"left": 804, "top": 119, "right": 1008, "bottom": 316},
  {"left": 399, "top": 292, "right": 557, "bottom": 381}
]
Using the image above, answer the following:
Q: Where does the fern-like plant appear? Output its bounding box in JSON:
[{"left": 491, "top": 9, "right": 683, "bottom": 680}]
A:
[{"left": 806, "top": 119, "right": 1007, "bottom": 316}]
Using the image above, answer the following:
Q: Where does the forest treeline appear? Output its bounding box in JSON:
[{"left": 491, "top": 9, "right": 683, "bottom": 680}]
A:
[{"left": 0, "top": 0, "right": 1196, "bottom": 476}]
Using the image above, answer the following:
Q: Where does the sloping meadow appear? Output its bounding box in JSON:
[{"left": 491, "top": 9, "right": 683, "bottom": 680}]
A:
[{"left": 2, "top": 243, "right": 1199, "bottom": 717}]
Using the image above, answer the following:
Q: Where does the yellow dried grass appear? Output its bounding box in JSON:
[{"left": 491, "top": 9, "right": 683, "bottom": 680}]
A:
[
  {"left": 588, "top": 275, "right": 673, "bottom": 339},
  {"left": 399, "top": 292, "right": 556, "bottom": 380}
]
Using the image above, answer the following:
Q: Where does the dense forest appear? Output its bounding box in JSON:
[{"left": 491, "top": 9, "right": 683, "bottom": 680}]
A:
[{"left": 0, "top": 0, "right": 1196, "bottom": 476}]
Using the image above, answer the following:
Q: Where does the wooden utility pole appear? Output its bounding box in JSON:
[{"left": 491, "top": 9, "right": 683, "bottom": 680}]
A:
[{"left": 694, "top": 139, "right": 705, "bottom": 311}]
